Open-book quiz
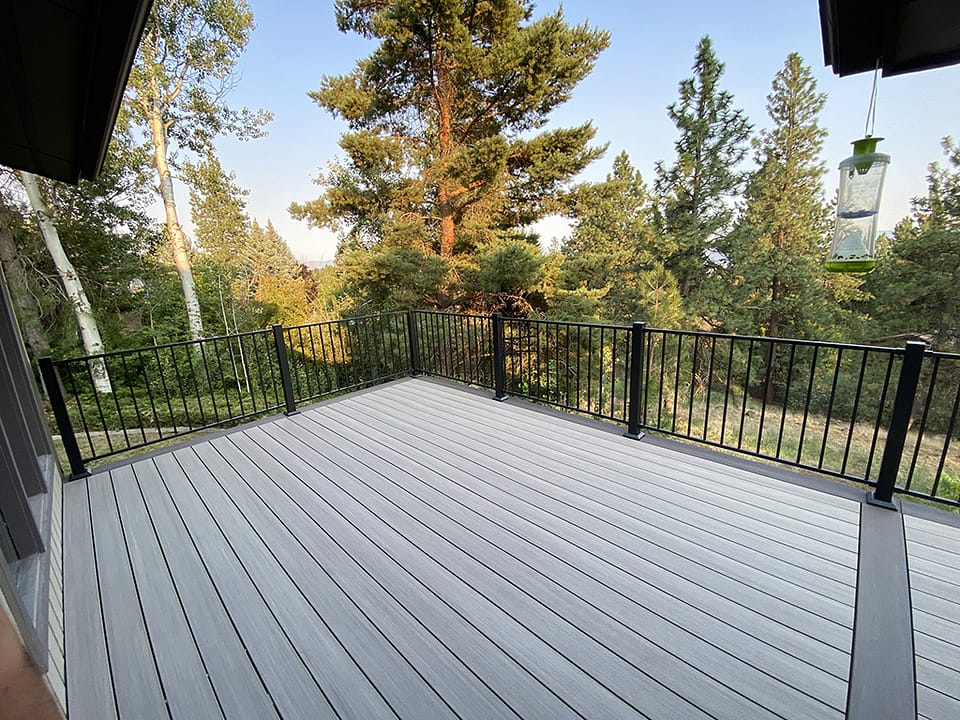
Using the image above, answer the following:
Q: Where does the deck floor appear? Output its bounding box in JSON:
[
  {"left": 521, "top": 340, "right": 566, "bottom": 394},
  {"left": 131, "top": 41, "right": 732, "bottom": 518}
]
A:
[
  {"left": 904, "top": 516, "right": 960, "bottom": 720},
  {"left": 63, "top": 377, "right": 940, "bottom": 719}
]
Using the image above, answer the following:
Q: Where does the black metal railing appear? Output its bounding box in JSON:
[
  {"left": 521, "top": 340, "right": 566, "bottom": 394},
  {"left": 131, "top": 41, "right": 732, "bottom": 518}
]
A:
[
  {"left": 40, "top": 310, "right": 960, "bottom": 508},
  {"left": 40, "top": 314, "right": 411, "bottom": 477},
  {"left": 406, "top": 313, "right": 959, "bottom": 508},
  {"left": 413, "top": 310, "right": 495, "bottom": 389},
  {"left": 637, "top": 329, "right": 907, "bottom": 487},
  {"left": 502, "top": 317, "right": 632, "bottom": 423},
  {"left": 282, "top": 312, "right": 410, "bottom": 405}
]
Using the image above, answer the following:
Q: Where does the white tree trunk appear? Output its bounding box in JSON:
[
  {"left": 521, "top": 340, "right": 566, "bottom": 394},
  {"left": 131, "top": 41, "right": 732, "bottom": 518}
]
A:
[
  {"left": 147, "top": 104, "right": 204, "bottom": 340},
  {"left": 19, "top": 172, "right": 113, "bottom": 394}
]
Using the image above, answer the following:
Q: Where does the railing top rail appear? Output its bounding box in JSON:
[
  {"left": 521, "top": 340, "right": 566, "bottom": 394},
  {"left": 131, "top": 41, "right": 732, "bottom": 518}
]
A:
[
  {"left": 412, "top": 309, "right": 493, "bottom": 321},
  {"left": 284, "top": 311, "right": 407, "bottom": 331},
  {"left": 502, "top": 316, "right": 632, "bottom": 331},
  {"left": 925, "top": 349, "right": 960, "bottom": 360},
  {"left": 50, "top": 327, "right": 275, "bottom": 365},
  {"left": 643, "top": 326, "right": 904, "bottom": 354}
]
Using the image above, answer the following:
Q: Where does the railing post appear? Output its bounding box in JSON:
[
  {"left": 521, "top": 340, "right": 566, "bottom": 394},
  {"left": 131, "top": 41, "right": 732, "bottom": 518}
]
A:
[
  {"left": 493, "top": 312, "right": 507, "bottom": 401},
  {"left": 407, "top": 309, "right": 422, "bottom": 377},
  {"left": 38, "top": 357, "right": 89, "bottom": 479},
  {"left": 871, "top": 340, "right": 926, "bottom": 508},
  {"left": 624, "top": 321, "right": 646, "bottom": 440},
  {"left": 272, "top": 324, "right": 298, "bottom": 415}
]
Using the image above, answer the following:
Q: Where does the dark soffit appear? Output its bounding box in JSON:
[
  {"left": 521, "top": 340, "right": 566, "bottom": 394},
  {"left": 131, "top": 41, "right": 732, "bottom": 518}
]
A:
[
  {"left": 820, "top": 0, "right": 960, "bottom": 77},
  {"left": 0, "top": 0, "right": 153, "bottom": 184}
]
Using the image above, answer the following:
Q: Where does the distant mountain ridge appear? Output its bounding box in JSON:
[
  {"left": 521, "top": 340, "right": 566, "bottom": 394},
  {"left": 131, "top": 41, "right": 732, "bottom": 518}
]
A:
[{"left": 302, "top": 258, "right": 333, "bottom": 269}]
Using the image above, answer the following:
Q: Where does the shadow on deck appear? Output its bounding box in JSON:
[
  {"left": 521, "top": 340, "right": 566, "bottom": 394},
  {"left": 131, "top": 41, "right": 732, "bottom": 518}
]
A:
[{"left": 63, "top": 378, "right": 960, "bottom": 719}]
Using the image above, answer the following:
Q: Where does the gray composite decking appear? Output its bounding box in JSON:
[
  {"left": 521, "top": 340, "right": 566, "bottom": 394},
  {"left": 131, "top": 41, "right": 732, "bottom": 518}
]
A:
[
  {"left": 904, "top": 515, "right": 960, "bottom": 720},
  {"left": 60, "top": 376, "right": 951, "bottom": 719}
]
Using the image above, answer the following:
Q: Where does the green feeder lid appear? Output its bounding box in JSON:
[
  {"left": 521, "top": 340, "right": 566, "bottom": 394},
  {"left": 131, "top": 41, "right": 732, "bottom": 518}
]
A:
[
  {"left": 848, "top": 136, "right": 886, "bottom": 174},
  {"left": 852, "top": 136, "right": 883, "bottom": 155}
]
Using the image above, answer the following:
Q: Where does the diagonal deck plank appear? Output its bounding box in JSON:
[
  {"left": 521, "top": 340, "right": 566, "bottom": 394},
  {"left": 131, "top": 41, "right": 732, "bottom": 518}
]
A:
[
  {"left": 198, "top": 435, "right": 521, "bottom": 720},
  {"left": 108, "top": 465, "right": 222, "bottom": 720},
  {"left": 86, "top": 474, "right": 168, "bottom": 720},
  {"left": 296, "top": 399, "right": 851, "bottom": 714},
  {"left": 127, "top": 460, "right": 280, "bottom": 720},
  {"left": 362, "top": 385, "right": 860, "bottom": 579},
  {"left": 272, "top": 413, "right": 846, "bottom": 717},
  {"left": 63, "top": 376, "right": 960, "bottom": 720},
  {"left": 343, "top": 392, "right": 857, "bottom": 631}
]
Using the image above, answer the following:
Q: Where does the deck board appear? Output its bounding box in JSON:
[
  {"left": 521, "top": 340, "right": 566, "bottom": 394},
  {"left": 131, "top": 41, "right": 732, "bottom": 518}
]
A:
[
  {"left": 197, "top": 436, "right": 520, "bottom": 720},
  {"left": 295, "top": 406, "right": 854, "bottom": 667},
  {"left": 129, "top": 459, "right": 280, "bottom": 720},
  {"left": 905, "top": 515, "right": 960, "bottom": 720},
  {"left": 108, "top": 464, "right": 222, "bottom": 720},
  {"left": 383, "top": 382, "right": 861, "bottom": 539},
  {"left": 150, "top": 452, "right": 335, "bottom": 720},
  {"left": 275, "top": 413, "right": 847, "bottom": 716},
  {"left": 68, "top": 376, "right": 960, "bottom": 720},
  {"left": 62, "top": 481, "right": 117, "bottom": 720},
  {"left": 86, "top": 473, "right": 168, "bottom": 720},
  {"left": 363, "top": 386, "right": 860, "bottom": 577},
  {"left": 341, "top": 393, "right": 857, "bottom": 632},
  {"left": 190, "top": 440, "right": 456, "bottom": 719},
  {"left": 398, "top": 381, "right": 863, "bottom": 522}
]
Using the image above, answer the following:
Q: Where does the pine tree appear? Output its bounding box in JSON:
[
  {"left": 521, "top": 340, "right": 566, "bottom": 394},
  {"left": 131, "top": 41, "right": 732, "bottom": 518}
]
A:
[
  {"left": 241, "top": 220, "right": 300, "bottom": 284},
  {"left": 712, "top": 53, "right": 839, "bottom": 340},
  {"left": 866, "top": 138, "right": 960, "bottom": 350},
  {"left": 184, "top": 152, "right": 251, "bottom": 264},
  {"left": 291, "top": 0, "right": 609, "bottom": 260},
  {"left": 239, "top": 220, "right": 307, "bottom": 325},
  {"left": 655, "top": 36, "right": 751, "bottom": 317},
  {"left": 562, "top": 152, "right": 684, "bottom": 326}
]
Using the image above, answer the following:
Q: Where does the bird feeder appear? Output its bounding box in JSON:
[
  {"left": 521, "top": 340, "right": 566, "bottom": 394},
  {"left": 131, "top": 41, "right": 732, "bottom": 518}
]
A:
[{"left": 826, "top": 136, "right": 890, "bottom": 272}]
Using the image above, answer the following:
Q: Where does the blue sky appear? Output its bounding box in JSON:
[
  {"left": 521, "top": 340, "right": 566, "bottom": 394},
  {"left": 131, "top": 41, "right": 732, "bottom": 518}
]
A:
[{"left": 207, "top": 0, "right": 960, "bottom": 261}]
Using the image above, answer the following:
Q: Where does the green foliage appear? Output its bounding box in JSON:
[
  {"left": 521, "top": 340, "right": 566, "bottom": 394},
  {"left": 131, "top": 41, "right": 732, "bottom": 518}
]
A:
[
  {"left": 709, "top": 53, "right": 858, "bottom": 340},
  {"left": 293, "top": 0, "right": 609, "bottom": 262},
  {"left": 865, "top": 138, "right": 960, "bottom": 350},
  {"left": 184, "top": 151, "right": 251, "bottom": 262},
  {"left": 242, "top": 219, "right": 301, "bottom": 284},
  {"left": 338, "top": 246, "right": 450, "bottom": 311},
  {"left": 0, "top": 119, "right": 164, "bottom": 356},
  {"left": 655, "top": 36, "right": 752, "bottom": 316},
  {"left": 561, "top": 152, "right": 684, "bottom": 326},
  {"left": 126, "top": 0, "right": 271, "bottom": 153},
  {"left": 468, "top": 238, "right": 547, "bottom": 315}
]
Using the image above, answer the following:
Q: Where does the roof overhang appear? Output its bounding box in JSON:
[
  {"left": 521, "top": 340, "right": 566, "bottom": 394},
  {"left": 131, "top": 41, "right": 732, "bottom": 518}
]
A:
[
  {"left": 0, "top": 0, "right": 153, "bottom": 184},
  {"left": 820, "top": 0, "right": 960, "bottom": 77}
]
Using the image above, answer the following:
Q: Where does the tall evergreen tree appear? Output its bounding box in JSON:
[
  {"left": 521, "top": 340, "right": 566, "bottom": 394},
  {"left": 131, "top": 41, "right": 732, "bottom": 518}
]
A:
[
  {"left": 292, "top": 0, "right": 609, "bottom": 260},
  {"left": 711, "top": 53, "right": 839, "bottom": 339},
  {"left": 184, "top": 152, "right": 255, "bottom": 335},
  {"left": 125, "top": 0, "right": 270, "bottom": 340},
  {"left": 239, "top": 219, "right": 307, "bottom": 325},
  {"left": 242, "top": 220, "right": 300, "bottom": 284},
  {"left": 184, "top": 152, "right": 251, "bottom": 263},
  {"left": 866, "top": 138, "right": 960, "bottom": 350},
  {"left": 655, "top": 36, "right": 751, "bottom": 317},
  {"left": 561, "top": 152, "right": 684, "bottom": 325}
]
